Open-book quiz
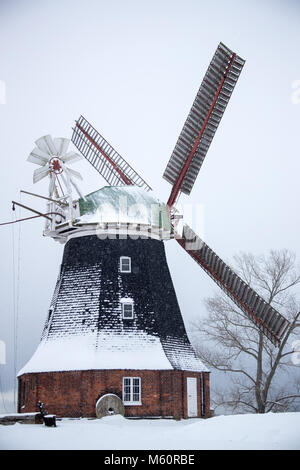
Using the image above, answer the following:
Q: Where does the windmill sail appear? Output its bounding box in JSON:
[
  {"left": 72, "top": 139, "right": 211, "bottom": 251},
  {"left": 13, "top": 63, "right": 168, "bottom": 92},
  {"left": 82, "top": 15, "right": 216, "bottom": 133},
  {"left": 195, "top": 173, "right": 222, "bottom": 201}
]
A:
[
  {"left": 177, "top": 224, "right": 290, "bottom": 346},
  {"left": 71, "top": 115, "right": 152, "bottom": 191},
  {"left": 164, "top": 43, "right": 245, "bottom": 206}
]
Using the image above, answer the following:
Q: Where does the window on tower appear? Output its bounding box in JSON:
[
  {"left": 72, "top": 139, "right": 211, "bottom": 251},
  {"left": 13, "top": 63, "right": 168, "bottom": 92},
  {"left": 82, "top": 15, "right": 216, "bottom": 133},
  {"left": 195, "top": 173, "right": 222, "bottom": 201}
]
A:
[
  {"left": 120, "top": 256, "right": 131, "bottom": 273},
  {"left": 123, "top": 377, "right": 141, "bottom": 405},
  {"left": 121, "top": 298, "right": 134, "bottom": 319}
]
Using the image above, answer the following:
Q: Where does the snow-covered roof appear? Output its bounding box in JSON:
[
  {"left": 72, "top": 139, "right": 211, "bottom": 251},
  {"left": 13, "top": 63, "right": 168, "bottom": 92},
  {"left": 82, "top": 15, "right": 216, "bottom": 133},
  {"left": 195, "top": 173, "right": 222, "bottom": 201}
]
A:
[
  {"left": 17, "top": 333, "right": 174, "bottom": 376},
  {"left": 18, "top": 332, "right": 208, "bottom": 376}
]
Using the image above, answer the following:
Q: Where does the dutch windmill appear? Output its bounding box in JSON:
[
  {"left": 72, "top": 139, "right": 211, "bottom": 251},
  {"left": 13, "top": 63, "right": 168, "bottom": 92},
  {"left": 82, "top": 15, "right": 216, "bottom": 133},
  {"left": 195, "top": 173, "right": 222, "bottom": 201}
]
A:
[{"left": 17, "top": 42, "right": 290, "bottom": 420}]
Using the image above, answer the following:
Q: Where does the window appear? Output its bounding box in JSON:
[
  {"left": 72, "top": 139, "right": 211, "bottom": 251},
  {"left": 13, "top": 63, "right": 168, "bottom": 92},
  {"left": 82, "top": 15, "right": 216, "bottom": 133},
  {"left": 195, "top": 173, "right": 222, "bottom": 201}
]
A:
[
  {"left": 122, "top": 301, "right": 134, "bottom": 319},
  {"left": 120, "top": 256, "right": 131, "bottom": 273},
  {"left": 123, "top": 377, "right": 141, "bottom": 405}
]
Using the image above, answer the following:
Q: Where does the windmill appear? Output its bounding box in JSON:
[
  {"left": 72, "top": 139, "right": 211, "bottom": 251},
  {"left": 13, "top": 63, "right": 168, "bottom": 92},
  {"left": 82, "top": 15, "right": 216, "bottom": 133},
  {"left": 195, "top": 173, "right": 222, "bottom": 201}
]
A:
[{"left": 17, "top": 42, "right": 290, "bottom": 420}]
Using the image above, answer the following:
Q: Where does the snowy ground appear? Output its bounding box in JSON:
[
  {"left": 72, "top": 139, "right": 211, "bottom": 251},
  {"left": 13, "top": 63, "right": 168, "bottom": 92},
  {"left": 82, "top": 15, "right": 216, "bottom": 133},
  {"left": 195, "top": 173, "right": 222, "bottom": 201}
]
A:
[{"left": 0, "top": 412, "right": 300, "bottom": 450}]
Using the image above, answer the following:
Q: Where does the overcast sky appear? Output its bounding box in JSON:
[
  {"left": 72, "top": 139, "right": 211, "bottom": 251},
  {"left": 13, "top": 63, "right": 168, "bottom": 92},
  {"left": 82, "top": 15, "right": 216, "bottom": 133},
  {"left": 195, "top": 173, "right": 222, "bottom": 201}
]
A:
[{"left": 0, "top": 0, "right": 300, "bottom": 412}]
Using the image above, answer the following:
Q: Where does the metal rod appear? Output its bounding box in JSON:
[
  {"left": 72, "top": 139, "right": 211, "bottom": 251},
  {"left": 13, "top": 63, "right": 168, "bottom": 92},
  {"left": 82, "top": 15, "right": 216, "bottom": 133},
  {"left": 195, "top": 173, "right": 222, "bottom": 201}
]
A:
[
  {"left": 55, "top": 174, "right": 65, "bottom": 197},
  {"left": 12, "top": 201, "right": 52, "bottom": 221},
  {"left": 0, "top": 212, "right": 66, "bottom": 226},
  {"left": 20, "top": 190, "right": 68, "bottom": 207}
]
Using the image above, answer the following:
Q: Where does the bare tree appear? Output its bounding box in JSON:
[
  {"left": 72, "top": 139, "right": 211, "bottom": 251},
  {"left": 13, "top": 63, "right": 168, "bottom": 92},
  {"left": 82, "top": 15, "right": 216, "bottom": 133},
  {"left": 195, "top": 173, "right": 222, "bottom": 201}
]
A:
[{"left": 192, "top": 249, "right": 300, "bottom": 414}]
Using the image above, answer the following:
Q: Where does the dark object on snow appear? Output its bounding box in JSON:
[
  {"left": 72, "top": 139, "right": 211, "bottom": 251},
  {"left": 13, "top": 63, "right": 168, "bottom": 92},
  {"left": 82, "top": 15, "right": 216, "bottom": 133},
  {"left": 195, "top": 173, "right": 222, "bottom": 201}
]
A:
[{"left": 38, "top": 401, "right": 56, "bottom": 427}]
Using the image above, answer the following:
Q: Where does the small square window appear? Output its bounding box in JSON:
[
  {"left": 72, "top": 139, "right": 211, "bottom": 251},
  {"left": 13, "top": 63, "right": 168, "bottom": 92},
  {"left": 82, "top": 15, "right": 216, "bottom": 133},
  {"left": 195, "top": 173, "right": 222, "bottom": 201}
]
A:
[
  {"left": 123, "top": 377, "right": 141, "bottom": 405},
  {"left": 120, "top": 257, "right": 131, "bottom": 273},
  {"left": 122, "top": 302, "right": 134, "bottom": 319}
]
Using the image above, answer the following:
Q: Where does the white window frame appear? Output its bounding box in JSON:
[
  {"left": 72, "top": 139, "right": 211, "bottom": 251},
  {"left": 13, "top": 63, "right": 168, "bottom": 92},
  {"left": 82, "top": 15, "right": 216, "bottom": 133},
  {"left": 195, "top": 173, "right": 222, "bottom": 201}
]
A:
[
  {"left": 122, "top": 377, "right": 142, "bottom": 405},
  {"left": 120, "top": 256, "right": 131, "bottom": 273},
  {"left": 122, "top": 301, "right": 134, "bottom": 319}
]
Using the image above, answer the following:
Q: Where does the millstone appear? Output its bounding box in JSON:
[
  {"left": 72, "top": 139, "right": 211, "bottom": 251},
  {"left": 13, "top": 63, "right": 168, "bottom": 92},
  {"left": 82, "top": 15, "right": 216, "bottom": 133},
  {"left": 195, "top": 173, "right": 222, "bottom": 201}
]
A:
[{"left": 95, "top": 393, "right": 125, "bottom": 418}]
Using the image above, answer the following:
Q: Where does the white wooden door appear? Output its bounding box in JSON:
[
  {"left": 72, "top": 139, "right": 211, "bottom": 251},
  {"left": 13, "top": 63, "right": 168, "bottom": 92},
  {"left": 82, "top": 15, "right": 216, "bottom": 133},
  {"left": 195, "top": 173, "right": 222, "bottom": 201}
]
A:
[{"left": 187, "top": 377, "right": 198, "bottom": 417}]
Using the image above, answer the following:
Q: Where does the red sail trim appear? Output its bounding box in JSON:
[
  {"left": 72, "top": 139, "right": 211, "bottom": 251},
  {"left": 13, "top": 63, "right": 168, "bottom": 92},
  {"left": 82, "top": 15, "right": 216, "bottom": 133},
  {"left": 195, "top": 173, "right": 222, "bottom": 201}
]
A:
[
  {"left": 75, "top": 123, "right": 133, "bottom": 186},
  {"left": 167, "top": 52, "right": 236, "bottom": 207}
]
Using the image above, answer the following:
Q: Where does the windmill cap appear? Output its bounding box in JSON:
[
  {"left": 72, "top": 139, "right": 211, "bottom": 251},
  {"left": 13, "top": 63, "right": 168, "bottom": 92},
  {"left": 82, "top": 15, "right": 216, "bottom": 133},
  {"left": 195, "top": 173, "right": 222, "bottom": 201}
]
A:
[{"left": 77, "top": 185, "right": 171, "bottom": 235}]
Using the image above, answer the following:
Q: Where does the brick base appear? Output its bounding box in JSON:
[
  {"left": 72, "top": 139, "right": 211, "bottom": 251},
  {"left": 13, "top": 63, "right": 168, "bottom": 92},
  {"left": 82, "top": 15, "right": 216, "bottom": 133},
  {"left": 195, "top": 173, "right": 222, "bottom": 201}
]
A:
[{"left": 18, "top": 369, "right": 210, "bottom": 419}]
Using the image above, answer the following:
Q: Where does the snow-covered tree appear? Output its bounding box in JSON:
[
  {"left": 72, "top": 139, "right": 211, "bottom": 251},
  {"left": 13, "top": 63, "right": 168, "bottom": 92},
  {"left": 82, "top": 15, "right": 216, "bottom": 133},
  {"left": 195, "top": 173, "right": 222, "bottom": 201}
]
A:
[{"left": 192, "top": 249, "right": 300, "bottom": 414}]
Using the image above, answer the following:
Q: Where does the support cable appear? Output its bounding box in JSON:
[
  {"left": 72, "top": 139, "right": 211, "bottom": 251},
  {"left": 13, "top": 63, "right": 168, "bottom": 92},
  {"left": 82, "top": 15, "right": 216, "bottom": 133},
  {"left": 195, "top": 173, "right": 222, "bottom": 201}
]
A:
[{"left": 11, "top": 207, "right": 17, "bottom": 409}]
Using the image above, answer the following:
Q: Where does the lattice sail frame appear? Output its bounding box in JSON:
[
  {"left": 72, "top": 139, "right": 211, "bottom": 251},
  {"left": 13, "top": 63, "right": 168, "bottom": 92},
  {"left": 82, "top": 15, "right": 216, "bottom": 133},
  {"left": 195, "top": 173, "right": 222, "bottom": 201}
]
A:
[
  {"left": 72, "top": 115, "right": 152, "bottom": 191},
  {"left": 164, "top": 42, "right": 245, "bottom": 205},
  {"left": 177, "top": 224, "right": 290, "bottom": 346}
]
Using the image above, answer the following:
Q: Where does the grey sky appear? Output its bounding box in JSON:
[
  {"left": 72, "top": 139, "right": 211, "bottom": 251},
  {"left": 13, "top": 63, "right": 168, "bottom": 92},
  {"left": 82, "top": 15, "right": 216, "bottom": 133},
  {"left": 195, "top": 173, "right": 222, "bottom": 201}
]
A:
[{"left": 0, "top": 0, "right": 300, "bottom": 412}]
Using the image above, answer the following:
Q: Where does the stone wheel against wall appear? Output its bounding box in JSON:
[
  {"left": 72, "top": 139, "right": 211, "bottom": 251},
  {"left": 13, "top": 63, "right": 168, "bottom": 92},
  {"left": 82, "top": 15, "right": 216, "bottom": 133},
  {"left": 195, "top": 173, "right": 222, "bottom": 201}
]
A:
[{"left": 95, "top": 394, "right": 125, "bottom": 418}]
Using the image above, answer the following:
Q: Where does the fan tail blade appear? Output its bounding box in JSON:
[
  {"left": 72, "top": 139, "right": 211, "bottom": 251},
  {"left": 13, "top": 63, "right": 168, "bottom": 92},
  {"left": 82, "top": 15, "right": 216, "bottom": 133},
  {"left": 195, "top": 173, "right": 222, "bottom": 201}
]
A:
[
  {"left": 53, "top": 138, "right": 70, "bottom": 157},
  {"left": 35, "top": 135, "right": 57, "bottom": 156},
  {"left": 66, "top": 167, "right": 83, "bottom": 180},
  {"left": 60, "top": 173, "right": 71, "bottom": 194},
  {"left": 48, "top": 173, "right": 56, "bottom": 197},
  {"left": 70, "top": 176, "right": 85, "bottom": 200},
  {"left": 164, "top": 43, "right": 245, "bottom": 206},
  {"left": 177, "top": 223, "right": 290, "bottom": 346},
  {"left": 71, "top": 115, "right": 152, "bottom": 191},
  {"left": 27, "top": 147, "right": 49, "bottom": 166},
  {"left": 33, "top": 165, "right": 49, "bottom": 183},
  {"left": 63, "top": 152, "right": 82, "bottom": 164}
]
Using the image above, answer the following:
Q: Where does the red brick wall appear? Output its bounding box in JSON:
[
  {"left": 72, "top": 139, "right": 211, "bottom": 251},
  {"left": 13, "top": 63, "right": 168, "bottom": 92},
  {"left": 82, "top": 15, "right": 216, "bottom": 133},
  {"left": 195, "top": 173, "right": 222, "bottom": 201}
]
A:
[
  {"left": 202, "top": 372, "right": 210, "bottom": 417},
  {"left": 18, "top": 369, "right": 210, "bottom": 419}
]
